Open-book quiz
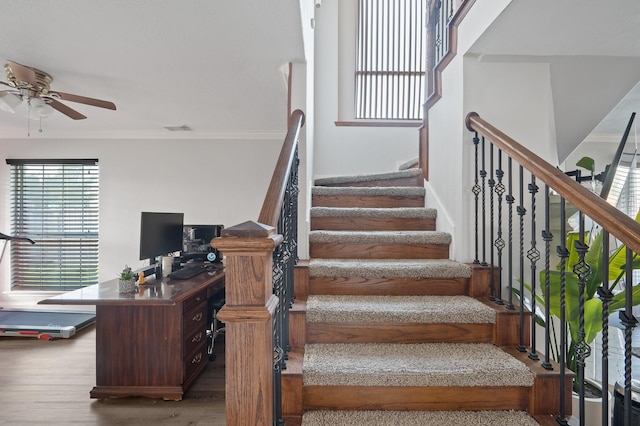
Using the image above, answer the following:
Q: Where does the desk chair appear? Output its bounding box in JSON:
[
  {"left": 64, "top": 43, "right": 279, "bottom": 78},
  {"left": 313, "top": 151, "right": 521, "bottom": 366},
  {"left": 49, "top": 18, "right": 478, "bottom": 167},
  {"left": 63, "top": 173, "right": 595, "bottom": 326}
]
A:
[{"left": 207, "top": 292, "right": 225, "bottom": 361}]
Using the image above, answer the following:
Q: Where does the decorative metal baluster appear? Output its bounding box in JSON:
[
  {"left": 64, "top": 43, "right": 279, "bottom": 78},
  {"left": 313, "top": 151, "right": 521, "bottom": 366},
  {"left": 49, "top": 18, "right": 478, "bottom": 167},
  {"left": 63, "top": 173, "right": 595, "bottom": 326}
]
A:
[
  {"left": 494, "top": 150, "right": 506, "bottom": 305},
  {"left": 272, "top": 243, "right": 285, "bottom": 426},
  {"left": 557, "top": 197, "right": 569, "bottom": 426},
  {"left": 480, "top": 136, "right": 488, "bottom": 266},
  {"left": 472, "top": 133, "right": 481, "bottom": 264},
  {"left": 541, "top": 185, "right": 553, "bottom": 370},
  {"left": 488, "top": 143, "right": 496, "bottom": 300},
  {"left": 271, "top": 146, "right": 299, "bottom": 426},
  {"left": 517, "top": 165, "right": 527, "bottom": 352},
  {"left": 527, "top": 175, "right": 540, "bottom": 361},
  {"left": 597, "top": 230, "right": 612, "bottom": 426},
  {"left": 573, "top": 210, "right": 591, "bottom": 426},
  {"left": 506, "top": 157, "right": 515, "bottom": 311},
  {"left": 622, "top": 247, "right": 638, "bottom": 426}
]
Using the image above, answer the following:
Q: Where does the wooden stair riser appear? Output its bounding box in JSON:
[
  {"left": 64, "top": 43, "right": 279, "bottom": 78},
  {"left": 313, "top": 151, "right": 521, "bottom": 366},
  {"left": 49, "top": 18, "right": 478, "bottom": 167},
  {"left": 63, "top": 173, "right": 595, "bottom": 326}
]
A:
[
  {"left": 318, "top": 175, "right": 423, "bottom": 188},
  {"left": 308, "top": 276, "right": 470, "bottom": 296},
  {"left": 312, "top": 194, "right": 425, "bottom": 208},
  {"left": 504, "top": 347, "right": 575, "bottom": 416},
  {"left": 309, "top": 242, "right": 449, "bottom": 259},
  {"left": 305, "top": 322, "right": 493, "bottom": 344},
  {"left": 310, "top": 216, "right": 435, "bottom": 231},
  {"left": 282, "top": 350, "right": 304, "bottom": 419},
  {"left": 303, "top": 385, "right": 530, "bottom": 411}
]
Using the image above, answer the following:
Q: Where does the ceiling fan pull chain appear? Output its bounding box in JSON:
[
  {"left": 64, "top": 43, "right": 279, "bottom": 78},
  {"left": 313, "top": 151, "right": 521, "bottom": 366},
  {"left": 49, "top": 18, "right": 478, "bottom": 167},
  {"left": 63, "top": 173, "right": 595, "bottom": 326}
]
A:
[{"left": 27, "top": 98, "right": 30, "bottom": 137}]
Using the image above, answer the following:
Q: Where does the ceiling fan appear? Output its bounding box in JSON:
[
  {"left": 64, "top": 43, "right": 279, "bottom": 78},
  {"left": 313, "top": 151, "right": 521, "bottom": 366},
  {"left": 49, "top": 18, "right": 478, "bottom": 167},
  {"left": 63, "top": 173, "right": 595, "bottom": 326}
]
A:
[{"left": 0, "top": 60, "right": 116, "bottom": 120}]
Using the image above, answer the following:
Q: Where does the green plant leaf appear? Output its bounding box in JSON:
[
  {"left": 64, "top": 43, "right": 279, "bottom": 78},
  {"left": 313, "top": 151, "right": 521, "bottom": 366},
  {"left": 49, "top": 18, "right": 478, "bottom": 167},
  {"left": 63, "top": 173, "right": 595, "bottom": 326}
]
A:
[{"left": 576, "top": 156, "right": 595, "bottom": 175}]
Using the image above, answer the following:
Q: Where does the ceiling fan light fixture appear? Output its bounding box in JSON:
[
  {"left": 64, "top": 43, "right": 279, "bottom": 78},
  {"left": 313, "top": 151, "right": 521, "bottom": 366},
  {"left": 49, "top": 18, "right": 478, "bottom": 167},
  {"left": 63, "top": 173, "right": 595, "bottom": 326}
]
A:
[
  {"left": 27, "top": 97, "right": 53, "bottom": 120},
  {"left": 0, "top": 91, "right": 21, "bottom": 113}
]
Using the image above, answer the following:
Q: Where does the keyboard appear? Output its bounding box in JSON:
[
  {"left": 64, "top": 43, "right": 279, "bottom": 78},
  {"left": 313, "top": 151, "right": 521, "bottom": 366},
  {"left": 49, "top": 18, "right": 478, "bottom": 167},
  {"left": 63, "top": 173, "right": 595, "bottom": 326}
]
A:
[{"left": 169, "top": 264, "right": 209, "bottom": 280}]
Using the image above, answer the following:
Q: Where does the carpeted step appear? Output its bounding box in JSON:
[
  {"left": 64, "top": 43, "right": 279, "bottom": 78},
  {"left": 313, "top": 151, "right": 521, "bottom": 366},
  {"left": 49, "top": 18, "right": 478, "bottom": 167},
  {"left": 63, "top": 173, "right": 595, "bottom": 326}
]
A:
[
  {"left": 312, "top": 186, "right": 426, "bottom": 208},
  {"left": 307, "top": 258, "right": 472, "bottom": 296},
  {"left": 302, "top": 342, "right": 533, "bottom": 411},
  {"left": 308, "top": 230, "right": 451, "bottom": 259},
  {"left": 314, "top": 168, "right": 423, "bottom": 188},
  {"left": 301, "top": 410, "right": 541, "bottom": 425},
  {"left": 398, "top": 157, "right": 419, "bottom": 170},
  {"left": 304, "top": 295, "right": 496, "bottom": 344},
  {"left": 310, "top": 207, "right": 437, "bottom": 231}
]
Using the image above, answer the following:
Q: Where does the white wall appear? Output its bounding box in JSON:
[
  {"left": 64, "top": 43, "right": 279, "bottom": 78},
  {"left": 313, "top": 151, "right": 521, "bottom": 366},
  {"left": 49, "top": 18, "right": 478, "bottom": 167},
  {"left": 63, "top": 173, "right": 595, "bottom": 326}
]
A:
[
  {"left": 312, "top": 0, "right": 419, "bottom": 179},
  {"left": 0, "top": 137, "right": 282, "bottom": 298}
]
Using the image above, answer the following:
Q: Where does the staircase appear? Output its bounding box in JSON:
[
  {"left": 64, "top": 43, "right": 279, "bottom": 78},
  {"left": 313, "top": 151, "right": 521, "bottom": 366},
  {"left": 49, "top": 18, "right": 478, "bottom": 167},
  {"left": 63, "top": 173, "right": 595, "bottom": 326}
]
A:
[{"left": 282, "top": 167, "right": 568, "bottom": 425}]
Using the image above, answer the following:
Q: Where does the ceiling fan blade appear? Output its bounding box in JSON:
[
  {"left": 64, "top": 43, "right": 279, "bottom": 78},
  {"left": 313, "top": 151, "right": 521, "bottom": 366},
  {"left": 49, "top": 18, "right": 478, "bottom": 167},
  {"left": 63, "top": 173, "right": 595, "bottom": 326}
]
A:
[
  {"left": 7, "top": 60, "right": 37, "bottom": 86},
  {"left": 53, "top": 91, "right": 116, "bottom": 110},
  {"left": 49, "top": 99, "right": 87, "bottom": 120}
]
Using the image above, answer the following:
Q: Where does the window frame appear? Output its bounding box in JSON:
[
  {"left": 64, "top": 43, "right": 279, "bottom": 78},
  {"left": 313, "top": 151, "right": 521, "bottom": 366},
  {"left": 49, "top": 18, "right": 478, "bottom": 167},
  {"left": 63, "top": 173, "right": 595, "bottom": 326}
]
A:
[
  {"left": 7, "top": 158, "right": 100, "bottom": 291},
  {"left": 337, "top": 0, "right": 426, "bottom": 127}
]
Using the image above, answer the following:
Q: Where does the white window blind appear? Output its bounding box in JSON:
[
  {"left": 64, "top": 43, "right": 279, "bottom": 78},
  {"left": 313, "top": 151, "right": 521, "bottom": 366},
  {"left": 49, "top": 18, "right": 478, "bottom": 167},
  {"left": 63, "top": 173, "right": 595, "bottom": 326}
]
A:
[
  {"left": 355, "top": 0, "right": 427, "bottom": 120},
  {"left": 8, "top": 159, "right": 99, "bottom": 290}
]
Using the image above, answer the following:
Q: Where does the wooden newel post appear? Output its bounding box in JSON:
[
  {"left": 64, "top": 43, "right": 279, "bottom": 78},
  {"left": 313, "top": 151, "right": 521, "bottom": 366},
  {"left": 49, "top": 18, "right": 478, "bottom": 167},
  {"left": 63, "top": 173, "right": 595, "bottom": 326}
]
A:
[{"left": 212, "top": 221, "right": 283, "bottom": 426}]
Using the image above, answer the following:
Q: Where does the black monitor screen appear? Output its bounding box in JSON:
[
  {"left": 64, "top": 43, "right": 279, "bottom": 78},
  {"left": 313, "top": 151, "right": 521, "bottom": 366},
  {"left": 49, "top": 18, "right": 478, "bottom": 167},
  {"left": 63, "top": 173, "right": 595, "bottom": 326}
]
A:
[{"left": 139, "top": 212, "right": 184, "bottom": 261}]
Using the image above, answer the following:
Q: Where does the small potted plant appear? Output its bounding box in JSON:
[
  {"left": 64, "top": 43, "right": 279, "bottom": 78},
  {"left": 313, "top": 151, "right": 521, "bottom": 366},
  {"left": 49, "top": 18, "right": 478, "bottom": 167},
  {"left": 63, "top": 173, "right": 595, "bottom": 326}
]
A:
[{"left": 118, "top": 265, "right": 136, "bottom": 293}]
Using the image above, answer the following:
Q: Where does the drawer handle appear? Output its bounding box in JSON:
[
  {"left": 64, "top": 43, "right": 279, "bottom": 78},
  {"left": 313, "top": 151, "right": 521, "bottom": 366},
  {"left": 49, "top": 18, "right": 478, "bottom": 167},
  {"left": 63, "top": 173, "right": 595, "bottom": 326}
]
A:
[
  {"left": 191, "top": 332, "right": 203, "bottom": 343},
  {"left": 191, "top": 353, "right": 203, "bottom": 364},
  {"left": 192, "top": 312, "right": 204, "bottom": 322}
]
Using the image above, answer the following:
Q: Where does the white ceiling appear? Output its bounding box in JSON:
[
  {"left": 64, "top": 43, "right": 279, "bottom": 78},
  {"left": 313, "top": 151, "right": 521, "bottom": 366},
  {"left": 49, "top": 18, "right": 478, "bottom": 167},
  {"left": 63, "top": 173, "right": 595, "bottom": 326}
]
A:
[
  {"left": 468, "top": 0, "right": 640, "bottom": 158},
  {"left": 0, "top": 0, "right": 305, "bottom": 140}
]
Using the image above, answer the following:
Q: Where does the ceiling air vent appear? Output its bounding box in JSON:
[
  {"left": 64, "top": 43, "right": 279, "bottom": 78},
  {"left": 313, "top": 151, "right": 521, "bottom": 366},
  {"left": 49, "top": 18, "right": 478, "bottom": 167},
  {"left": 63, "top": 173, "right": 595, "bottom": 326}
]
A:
[{"left": 164, "top": 125, "right": 193, "bottom": 131}]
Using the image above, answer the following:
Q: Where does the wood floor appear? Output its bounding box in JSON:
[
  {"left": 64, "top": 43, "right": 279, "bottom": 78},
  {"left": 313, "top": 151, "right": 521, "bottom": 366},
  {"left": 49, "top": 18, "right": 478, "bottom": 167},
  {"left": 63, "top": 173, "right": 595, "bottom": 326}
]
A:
[{"left": 0, "top": 324, "right": 226, "bottom": 425}]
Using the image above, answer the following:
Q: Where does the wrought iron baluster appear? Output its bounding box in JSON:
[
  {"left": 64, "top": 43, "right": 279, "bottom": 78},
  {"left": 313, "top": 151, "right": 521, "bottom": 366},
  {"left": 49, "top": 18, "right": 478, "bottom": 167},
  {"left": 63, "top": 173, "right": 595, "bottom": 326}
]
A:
[
  {"left": 480, "top": 137, "right": 488, "bottom": 266},
  {"left": 557, "top": 197, "right": 569, "bottom": 426},
  {"left": 573, "top": 210, "right": 591, "bottom": 426},
  {"left": 494, "top": 149, "right": 505, "bottom": 305},
  {"left": 597, "top": 230, "right": 612, "bottom": 426},
  {"left": 541, "top": 185, "right": 553, "bottom": 370},
  {"left": 622, "top": 247, "right": 638, "bottom": 426},
  {"left": 488, "top": 143, "right": 496, "bottom": 300},
  {"left": 472, "top": 133, "right": 481, "bottom": 264},
  {"left": 505, "top": 157, "right": 515, "bottom": 311},
  {"left": 527, "top": 175, "right": 539, "bottom": 361},
  {"left": 517, "top": 165, "right": 526, "bottom": 352},
  {"left": 271, "top": 145, "right": 299, "bottom": 426}
]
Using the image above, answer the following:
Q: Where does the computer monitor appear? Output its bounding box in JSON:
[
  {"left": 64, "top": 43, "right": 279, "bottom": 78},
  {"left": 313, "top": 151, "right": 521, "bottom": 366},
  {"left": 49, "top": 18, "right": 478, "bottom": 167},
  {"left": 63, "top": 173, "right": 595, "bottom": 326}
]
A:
[
  {"left": 182, "top": 224, "right": 223, "bottom": 263},
  {"left": 139, "top": 212, "right": 184, "bottom": 262}
]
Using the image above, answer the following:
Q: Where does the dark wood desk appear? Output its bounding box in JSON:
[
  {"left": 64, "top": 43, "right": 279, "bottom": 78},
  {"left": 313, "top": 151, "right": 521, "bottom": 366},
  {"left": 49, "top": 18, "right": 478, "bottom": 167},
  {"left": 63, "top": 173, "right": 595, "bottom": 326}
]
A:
[{"left": 40, "top": 270, "right": 225, "bottom": 400}]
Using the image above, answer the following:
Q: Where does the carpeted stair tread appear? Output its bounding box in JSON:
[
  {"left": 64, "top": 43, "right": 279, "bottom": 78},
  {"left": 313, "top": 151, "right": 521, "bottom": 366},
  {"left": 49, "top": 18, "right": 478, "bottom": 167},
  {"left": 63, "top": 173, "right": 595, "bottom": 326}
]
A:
[
  {"left": 312, "top": 186, "right": 425, "bottom": 197},
  {"left": 306, "top": 295, "right": 496, "bottom": 324},
  {"left": 398, "top": 157, "right": 419, "bottom": 170},
  {"left": 303, "top": 342, "right": 533, "bottom": 387},
  {"left": 309, "top": 230, "right": 451, "bottom": 244},
  {"left": 314, "top": 168, "right": 422, "bottom": 186},
  {"left": 308, "top": 258, "right": 471, "bottom": 278},
  {"left": 301, "top": 409, "right": 541, "bottom": 426},
  {"left": 310, "top": 207, "right": 436, "bottom": 219}
]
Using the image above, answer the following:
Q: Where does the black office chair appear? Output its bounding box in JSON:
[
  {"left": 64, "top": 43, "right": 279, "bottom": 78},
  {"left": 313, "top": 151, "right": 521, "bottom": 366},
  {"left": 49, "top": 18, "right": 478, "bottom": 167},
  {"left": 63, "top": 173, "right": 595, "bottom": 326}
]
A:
[{"left": 207, "top": 292, "right": 225, "bottom": 361}]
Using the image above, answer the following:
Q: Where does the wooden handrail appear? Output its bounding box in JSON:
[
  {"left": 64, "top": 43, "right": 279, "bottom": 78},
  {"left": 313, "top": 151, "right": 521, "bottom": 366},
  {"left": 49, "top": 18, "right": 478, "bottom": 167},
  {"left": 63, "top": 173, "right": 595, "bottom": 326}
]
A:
[
  {"left": 466, "top": 112, "right": 640, "bottom": 255},
  {"left": 257, "top": 109, "right": 305, "bottom": 229}
]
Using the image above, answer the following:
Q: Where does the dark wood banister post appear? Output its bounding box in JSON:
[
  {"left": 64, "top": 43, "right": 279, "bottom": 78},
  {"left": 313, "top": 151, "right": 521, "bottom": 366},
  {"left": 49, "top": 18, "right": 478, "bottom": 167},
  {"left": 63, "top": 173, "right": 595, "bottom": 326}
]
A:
[{"left": 212, "top": 110, "right": 305, "bottom": 426}]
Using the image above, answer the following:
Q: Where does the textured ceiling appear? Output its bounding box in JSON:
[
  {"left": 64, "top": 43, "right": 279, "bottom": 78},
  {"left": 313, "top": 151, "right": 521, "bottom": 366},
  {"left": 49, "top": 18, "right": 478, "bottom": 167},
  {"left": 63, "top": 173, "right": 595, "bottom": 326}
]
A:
[{"left": 0, "top": 0, "right": 305, "bottom": 139}]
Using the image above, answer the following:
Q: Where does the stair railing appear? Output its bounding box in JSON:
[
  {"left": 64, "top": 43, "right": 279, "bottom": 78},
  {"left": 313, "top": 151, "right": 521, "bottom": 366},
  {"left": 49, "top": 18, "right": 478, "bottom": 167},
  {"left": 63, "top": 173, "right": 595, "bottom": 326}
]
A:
[
  {"left": 466, "top": 112, "right": 640, "bottom": 426},
  {"left": 420, "top": 0, "right": 475, "bottom": 179},
  {"left": 213, "top": 109, "right": 304, "bottom": 426}
]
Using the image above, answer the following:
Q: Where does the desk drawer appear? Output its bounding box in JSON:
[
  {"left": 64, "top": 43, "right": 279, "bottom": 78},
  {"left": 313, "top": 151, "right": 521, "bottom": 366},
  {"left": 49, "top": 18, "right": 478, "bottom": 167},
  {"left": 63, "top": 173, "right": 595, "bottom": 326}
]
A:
[
  {"left": 183, "top": 302, "right": 207, "bottom": 337},
  {"left": 183, "top": 289, "right": 207, "bottom": 313},
  {"left": 184, "top": 346, "right": 207, "bottom": 382},
  {"left": 184, "top": 327, "right": 206, "bottom": 358}
]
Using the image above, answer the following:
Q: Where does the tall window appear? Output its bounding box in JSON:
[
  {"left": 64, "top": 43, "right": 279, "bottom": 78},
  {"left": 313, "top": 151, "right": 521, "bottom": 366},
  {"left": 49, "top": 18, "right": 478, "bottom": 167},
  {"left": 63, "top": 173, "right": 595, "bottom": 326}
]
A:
[
  {"left": 354, "top": 0, "right": 426, "bottom": 120},
  {"left": 8, "top": 159, "right": 99, "bottom": 290}
]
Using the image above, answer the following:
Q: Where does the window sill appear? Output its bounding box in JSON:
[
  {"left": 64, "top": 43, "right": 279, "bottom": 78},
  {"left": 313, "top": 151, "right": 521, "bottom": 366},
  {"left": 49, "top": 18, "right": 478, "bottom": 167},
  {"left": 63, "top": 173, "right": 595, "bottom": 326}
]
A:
[{"left": 335, "top": 120, "right": 423, "bottom": 128}]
